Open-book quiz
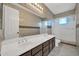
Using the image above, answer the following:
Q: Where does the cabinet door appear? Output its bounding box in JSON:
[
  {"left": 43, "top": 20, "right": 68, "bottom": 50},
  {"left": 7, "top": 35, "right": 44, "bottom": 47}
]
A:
[
  {"left": 52, "top": 38, "right": 55, "bottom": 48},
  {"left": 43, "top": 40, "right": 49, "bottom": 48},
  {"left": 43, "top": 46, "right": 49, "bottom": 56},
  {"left": 32, "top": 45, "right": 42, "bottom": 56},
  {"left": 3, "top": 5, "right": 19, "bottom": 40},
  {"left": 34, "top": 50, "right": 42, "bottom": 56},
  {"left": 42, "top": 40, "right": 50, "bottom": 56},
  {"left": 50, "top": 39, "right": 53, "bottom": 51}
]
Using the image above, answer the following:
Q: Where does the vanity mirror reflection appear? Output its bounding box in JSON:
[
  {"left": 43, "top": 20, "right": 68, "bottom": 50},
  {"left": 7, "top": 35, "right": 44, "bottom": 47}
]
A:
[{"left": 40, "top": 19, "right": 53, "bottom": 35}]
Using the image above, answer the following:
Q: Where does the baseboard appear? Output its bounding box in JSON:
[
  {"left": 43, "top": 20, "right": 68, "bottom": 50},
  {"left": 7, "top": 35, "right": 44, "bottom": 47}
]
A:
[
  {"left": 60, "top": 39, "right": 76, "bottom": 44},
  {"left": 61, "top": 42, "right": 76, "bottom": 46}
]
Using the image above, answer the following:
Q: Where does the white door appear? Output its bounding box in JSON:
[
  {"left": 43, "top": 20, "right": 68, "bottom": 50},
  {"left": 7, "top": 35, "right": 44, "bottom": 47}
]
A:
[{"left": 3, "top": 5, "right": 19, "bottom": 40}]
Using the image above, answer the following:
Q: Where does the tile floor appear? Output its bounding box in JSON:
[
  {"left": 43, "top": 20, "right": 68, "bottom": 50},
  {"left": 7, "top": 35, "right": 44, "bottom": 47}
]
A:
[{"left": 48, "top": 43, "right": 79, "bottom": 56}]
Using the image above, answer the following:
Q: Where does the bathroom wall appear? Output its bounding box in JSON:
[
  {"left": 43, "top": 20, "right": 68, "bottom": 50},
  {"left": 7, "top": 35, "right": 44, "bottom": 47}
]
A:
[
  {"left": 53, "top": 10, "right": 76, "bottom": 45},
  {"left": 75, "top": 3, "right": 79, "bottom": 54}
]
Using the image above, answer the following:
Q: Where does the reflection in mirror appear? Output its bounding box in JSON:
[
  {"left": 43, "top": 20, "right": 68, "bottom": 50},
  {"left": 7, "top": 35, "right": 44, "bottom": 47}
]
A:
[
  {"left": 40, "top": 20, "right": 53, "bottom": 34},
  {"left": 19, "top": 5, "right": 41, "bottom": 36},
  {"left": 47, "top": 20, "right": 53, "bottom": 34},
  {"left": 40, "top": 20, "right": 48, "bottom": 34}
]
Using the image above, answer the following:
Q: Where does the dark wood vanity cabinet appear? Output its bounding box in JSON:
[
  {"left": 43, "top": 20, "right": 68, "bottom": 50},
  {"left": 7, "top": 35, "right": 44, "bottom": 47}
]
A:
[
  {"left": 49, "top": 37, "right": 55, "bottom": 52},
  {"left": 32, "top": 44, "right": 42, "bottom": 56},
  {"left": 42, "top": 41, "right": 50, "bottom": 56},
  {"left": 20, "top": 37, "right": 55, "bottom": 56},
  {"left": 43, "top": 40, "right": 49, "bottom": 48},
  {"left": 50, "top": 39, "right": 53, "bottom": 51},
  {"left": 43, "top": 45, "right": 49, "bottom": 56},
  {"left": 52, "top": 38, "right": 55, "bottom": 48}
]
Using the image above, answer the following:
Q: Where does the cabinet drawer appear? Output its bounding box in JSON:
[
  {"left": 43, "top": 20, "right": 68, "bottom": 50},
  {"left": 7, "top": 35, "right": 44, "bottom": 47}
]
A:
[
  {"left": 32, "top": 44, "right": 42, "bottom": 55},
  {"left": 34, "top": 50, "right": 42, "bottom": 56},
  {"left": 20, "top": 50, "right": 31, "bottom": 56},
  {"left": 43, "top": 40, "right": 49, "bottom": 48},
  {"left": 43, "top": 49, "right": 49, "bottom": 56},
  {"left": 43, "top": 45, "right": 49, "bottom": 53}
]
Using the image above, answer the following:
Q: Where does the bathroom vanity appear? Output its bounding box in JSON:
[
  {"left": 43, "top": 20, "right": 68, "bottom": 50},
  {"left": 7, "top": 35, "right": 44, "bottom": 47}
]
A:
[
  {"left": 20, "top": 37, "right": 55, "bottom": 56},
  {"left": 1, "top": 34, "right": 55, "bottom": 56}
]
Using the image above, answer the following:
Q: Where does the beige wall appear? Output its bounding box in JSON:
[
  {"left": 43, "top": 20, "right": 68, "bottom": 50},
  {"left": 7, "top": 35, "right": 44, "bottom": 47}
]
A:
[{"left": 19, "top": 7, "right": 41, "bottom": 27}]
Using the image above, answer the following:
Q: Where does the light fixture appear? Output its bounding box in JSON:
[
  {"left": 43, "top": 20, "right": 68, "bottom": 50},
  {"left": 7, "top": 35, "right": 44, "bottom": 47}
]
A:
[{"left": 27, "top": 3, "right": 43, "bottom": 13}]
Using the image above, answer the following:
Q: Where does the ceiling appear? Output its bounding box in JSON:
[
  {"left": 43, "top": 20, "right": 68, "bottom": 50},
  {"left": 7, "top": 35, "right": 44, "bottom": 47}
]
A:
[{"left": 45, "top": 3, "right": 76, "bottom": 15}]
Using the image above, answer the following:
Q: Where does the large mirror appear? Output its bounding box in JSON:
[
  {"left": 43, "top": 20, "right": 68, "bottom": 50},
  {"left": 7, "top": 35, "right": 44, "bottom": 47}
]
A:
[{"left": 2, "top": 3, "right": 53, "bottom": 38}]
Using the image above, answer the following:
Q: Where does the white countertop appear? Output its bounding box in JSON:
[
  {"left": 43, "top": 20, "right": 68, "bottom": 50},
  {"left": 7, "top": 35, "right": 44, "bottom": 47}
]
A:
[{"left": 1, "top": 34, "right": 55, "bottom": 56}]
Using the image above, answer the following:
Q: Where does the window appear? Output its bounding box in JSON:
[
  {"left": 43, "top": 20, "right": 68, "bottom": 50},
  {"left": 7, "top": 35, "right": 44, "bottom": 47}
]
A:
[{"left": 59, "top": 17, "right": 67, "bottom": 25}]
